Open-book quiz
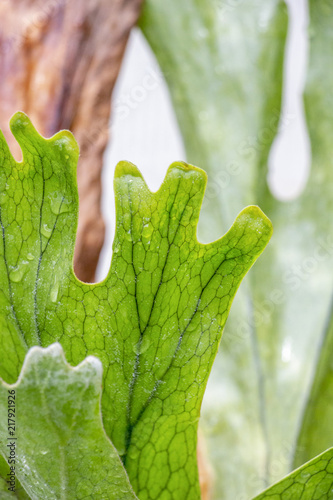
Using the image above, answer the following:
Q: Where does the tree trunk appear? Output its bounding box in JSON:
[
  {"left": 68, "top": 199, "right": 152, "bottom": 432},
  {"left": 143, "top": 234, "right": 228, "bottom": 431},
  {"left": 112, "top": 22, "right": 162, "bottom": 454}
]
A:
[{"left": 0, "top": 0, "right": 143, "bottom": 282}]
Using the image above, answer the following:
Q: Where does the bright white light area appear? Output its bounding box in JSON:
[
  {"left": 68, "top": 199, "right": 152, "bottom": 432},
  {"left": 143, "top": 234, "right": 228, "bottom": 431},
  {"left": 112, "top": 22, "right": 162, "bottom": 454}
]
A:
[
  {"left": 281, "top": 338, "right": 293, "bottom": 363},
  {"left": 268, "top": 0, "right": 310, "bottom": 201}
]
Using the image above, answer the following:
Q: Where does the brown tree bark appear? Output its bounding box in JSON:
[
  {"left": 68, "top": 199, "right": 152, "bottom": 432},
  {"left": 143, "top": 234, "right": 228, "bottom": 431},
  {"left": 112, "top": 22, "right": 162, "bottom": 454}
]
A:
[{"left": 0, "top": 0, "right": 143, "bottom": 282}]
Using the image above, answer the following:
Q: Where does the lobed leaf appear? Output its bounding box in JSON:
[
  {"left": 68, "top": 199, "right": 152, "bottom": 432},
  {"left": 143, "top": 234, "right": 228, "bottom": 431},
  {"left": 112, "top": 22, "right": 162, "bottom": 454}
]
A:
[
  {"left": 0, "top": 343, "right": 137, "bottom": 500},
  {"left": 0, "top": 113, "right": 272, "bottom": 499}
]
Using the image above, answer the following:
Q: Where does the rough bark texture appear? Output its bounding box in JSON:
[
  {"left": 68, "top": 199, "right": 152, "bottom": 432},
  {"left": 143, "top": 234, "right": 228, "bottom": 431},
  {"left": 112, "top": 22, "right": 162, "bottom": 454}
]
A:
[{"left": 0, "top": 0, "right": 143, "bottom": 282}]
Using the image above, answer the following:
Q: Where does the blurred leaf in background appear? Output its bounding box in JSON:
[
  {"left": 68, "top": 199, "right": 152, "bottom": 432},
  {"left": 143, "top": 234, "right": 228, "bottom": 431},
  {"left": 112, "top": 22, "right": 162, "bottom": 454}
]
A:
[{"left": 140, "top": 0, "right": 333, "bottom": 498}]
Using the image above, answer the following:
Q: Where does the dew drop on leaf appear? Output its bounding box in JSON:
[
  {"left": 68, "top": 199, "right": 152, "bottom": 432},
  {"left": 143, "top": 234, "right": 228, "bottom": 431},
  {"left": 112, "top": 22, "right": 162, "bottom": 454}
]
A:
[
  {"left": 9, "top": 264, "right": 28, "bottom": 283},
  {"left": 41, "top": 224, "right": 52, "bottom": 238},
  {"left": 50, "top": 282, "right": 59, "bottom": 303}
]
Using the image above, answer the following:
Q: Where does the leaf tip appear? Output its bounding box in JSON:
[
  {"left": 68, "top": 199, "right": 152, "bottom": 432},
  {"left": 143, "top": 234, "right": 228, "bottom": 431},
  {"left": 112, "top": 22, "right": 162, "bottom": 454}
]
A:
[
  {"left": 79, "top": 355, "right": 103, "bottom": 378},
  {"left": 9, "top": 111, "right": 32, "bottom": 133},
  {"left": 9, "top": 112, "right": 79, "bottom": 163},
  {"left": 114, "top": 160, "right": 143, "bottom": 179},
  {"left": 22, "top": 342, "right": 64, "bottom": 366},
  {"left": 50, "top": 130, "right": 79, "bottom": 161},
  {"left": 237, "top": 205, "right": 273, "bottom": 245},
  {"left": 13, "top": 343, "right": 103, "bottom": 389},
  {"left": 167, "top": 160, "right": 207, "bottom": 181}
]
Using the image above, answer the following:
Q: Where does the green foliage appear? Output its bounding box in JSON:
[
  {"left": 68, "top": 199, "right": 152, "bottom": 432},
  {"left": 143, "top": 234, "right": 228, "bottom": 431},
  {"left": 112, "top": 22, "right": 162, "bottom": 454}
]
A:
[
  {"left": 140, "top": 0, "right": 333, "bottom": 497},
  {"left": 0, "top": 114, "right": 272, "bottom": 499},
  {"left": 0, "top": 344, "right": 137, "bottom": 500},
  {"left": 253, "top": 448, "right": 333, "bottom": 500}
]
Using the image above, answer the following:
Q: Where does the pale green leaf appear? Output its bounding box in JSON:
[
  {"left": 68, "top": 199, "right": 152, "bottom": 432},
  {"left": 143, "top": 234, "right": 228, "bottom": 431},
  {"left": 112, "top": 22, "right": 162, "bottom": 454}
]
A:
[
  {"left": 0, "top": 114, "right": 272, "bottom": 499},
  {"left": 0, "top": 343, "right": 137, "bottom": 499}
]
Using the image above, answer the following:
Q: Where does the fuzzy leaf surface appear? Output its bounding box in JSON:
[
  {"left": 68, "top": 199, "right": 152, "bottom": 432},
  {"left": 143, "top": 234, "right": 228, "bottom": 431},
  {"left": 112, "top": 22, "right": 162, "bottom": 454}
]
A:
[{"left": 0, "top": 343, "right": 137, "bottom": 500}]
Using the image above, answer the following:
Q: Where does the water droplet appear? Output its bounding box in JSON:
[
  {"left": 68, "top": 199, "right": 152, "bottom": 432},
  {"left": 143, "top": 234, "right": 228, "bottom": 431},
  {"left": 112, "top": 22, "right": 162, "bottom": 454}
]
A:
[
  {"left": 9, "top": 260, "right": 30, "bottom": 283},
  {"left": 50, "top": 194, "right": 70, "bottom": 215},
  {"left": 41, "top": 224, "right": 52, "bottom": 238},
  {"left": 50, "top": 198, "right": 62, "bottom": 215},
  {"left": 142, "top": 223, "right": 153, "bottom": 239},
  {"left": 27, "top": 253, "right": 34, "bottom": 261},
  {"left": 140, "top": 337, "right": 151, "bottom": 354},
  {"left": 133, "top": 341, "right": 141, "bottom": 355},
  {"left": 9, "top": 267, "right": 24, "bottom": 283},
  {"left": 50, "top": 282, "right": 59, "bottom": 303},
  {"left": 113, "top": 243, "right": 120, "bottom": 254},
  {"left": 125, "top": 229, "right": 132, "bottom": 242}
]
